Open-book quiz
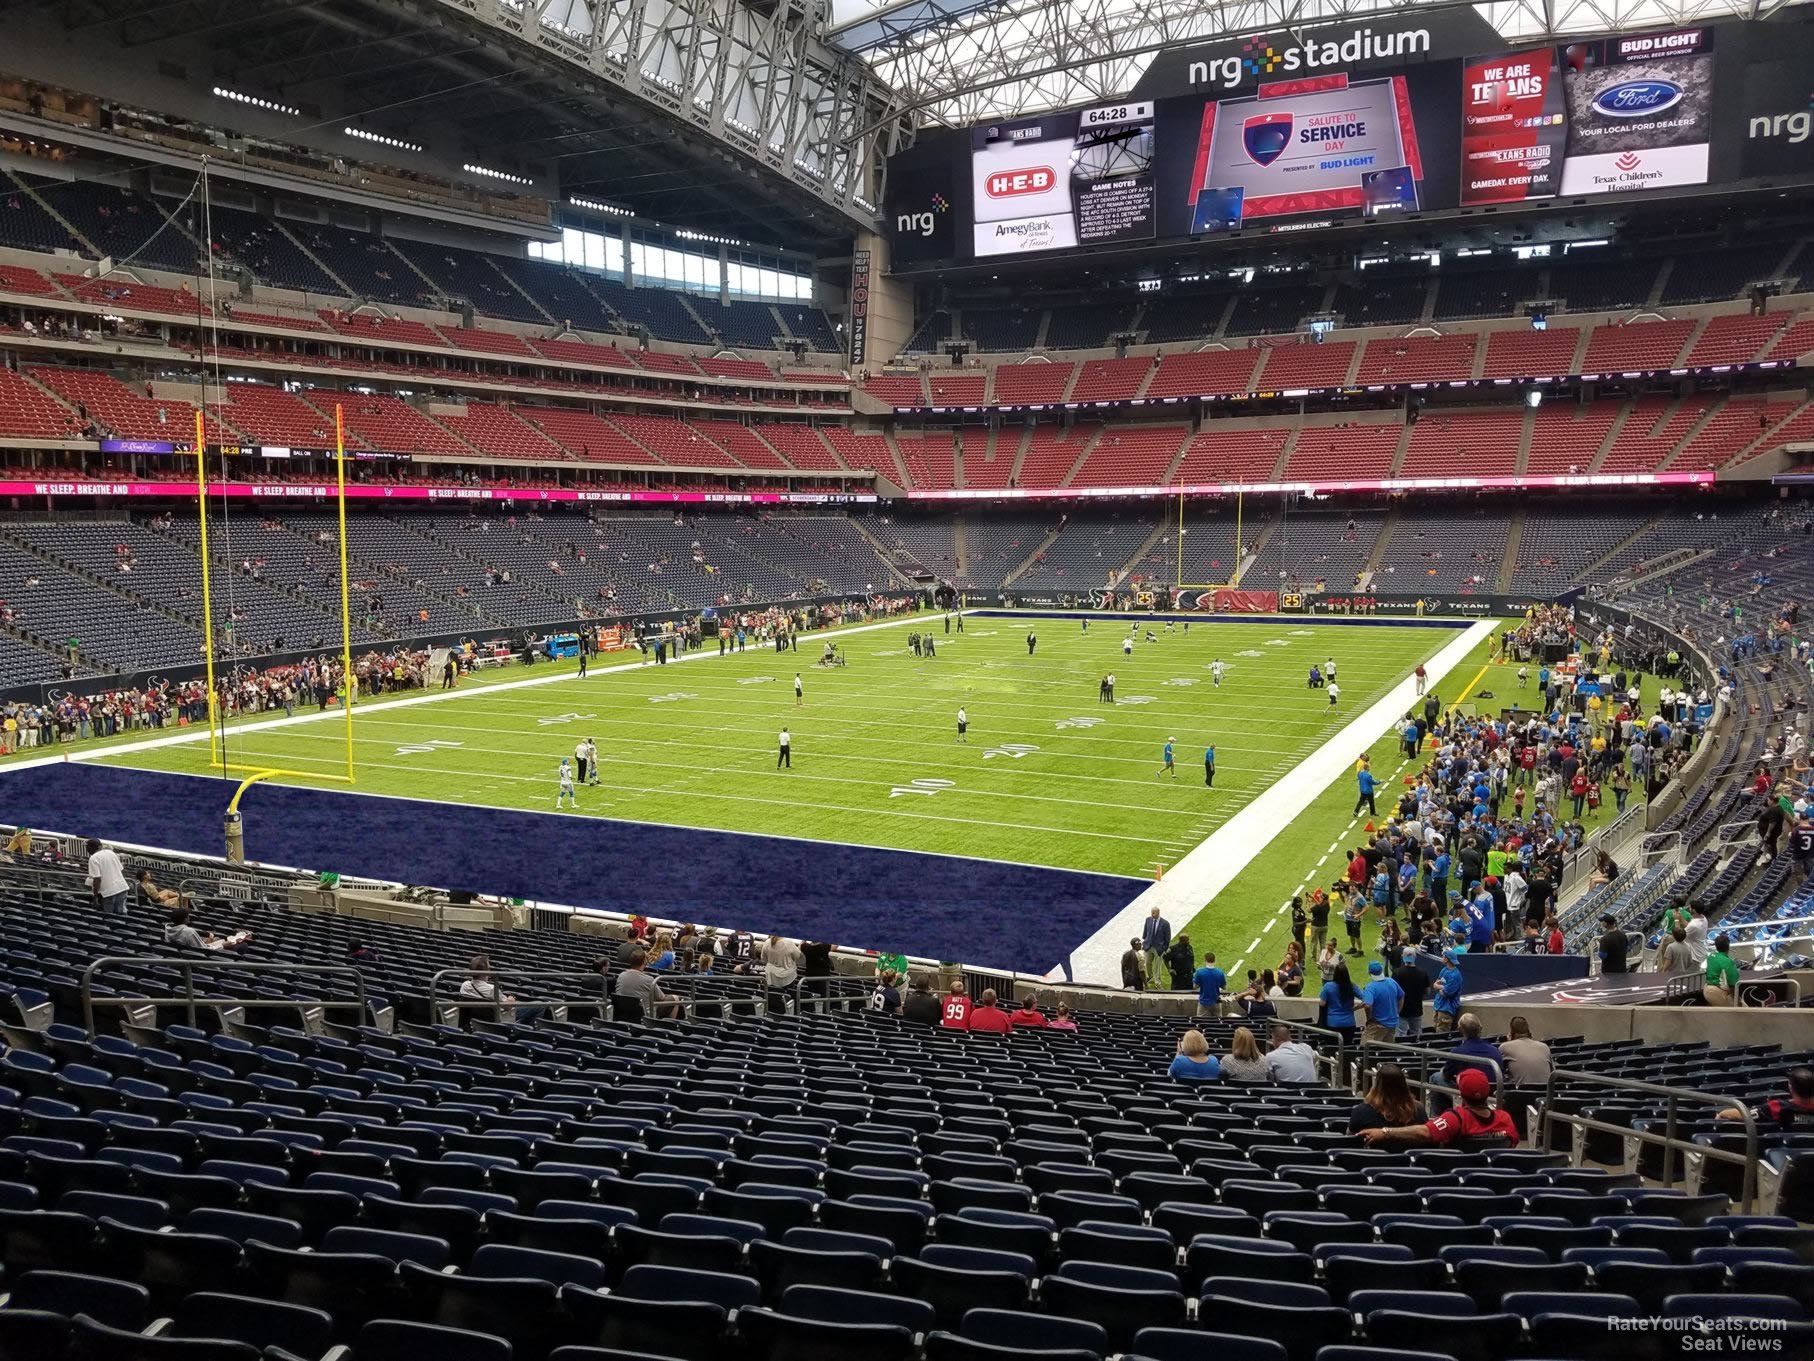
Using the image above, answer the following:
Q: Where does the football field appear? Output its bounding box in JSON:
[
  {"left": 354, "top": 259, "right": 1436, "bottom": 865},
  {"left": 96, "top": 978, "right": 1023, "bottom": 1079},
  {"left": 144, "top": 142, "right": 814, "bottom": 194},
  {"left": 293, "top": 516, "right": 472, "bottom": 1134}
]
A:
[{"left": 92, "top": 611, "right": 1460, "bottom": 883}]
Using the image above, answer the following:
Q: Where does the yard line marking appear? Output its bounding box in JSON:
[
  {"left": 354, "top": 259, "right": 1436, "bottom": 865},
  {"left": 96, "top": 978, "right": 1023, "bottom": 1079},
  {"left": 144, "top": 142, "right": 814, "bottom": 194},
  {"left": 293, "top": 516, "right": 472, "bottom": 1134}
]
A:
[{"left": 1246, "top": 937, "right": 1262, "bottom": 953}]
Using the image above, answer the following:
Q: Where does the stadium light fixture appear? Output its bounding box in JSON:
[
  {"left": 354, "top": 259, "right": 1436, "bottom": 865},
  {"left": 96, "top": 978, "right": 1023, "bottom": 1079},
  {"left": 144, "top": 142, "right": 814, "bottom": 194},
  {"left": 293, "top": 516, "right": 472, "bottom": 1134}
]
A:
[
  {"left": 465, "top": 163, "right": 535, "bottom": 185},
  {"left": 570, "top": 197, "right": 633, "bottom": 217},
  {"left": 213, "top": 86, "right": 299, "bottom": 118},
  {"left": 345, "top": 126, "right": 423, "bottom": 153},
  {"left": 1525, "top": 387, "right": 1544, "bottom": 408}
]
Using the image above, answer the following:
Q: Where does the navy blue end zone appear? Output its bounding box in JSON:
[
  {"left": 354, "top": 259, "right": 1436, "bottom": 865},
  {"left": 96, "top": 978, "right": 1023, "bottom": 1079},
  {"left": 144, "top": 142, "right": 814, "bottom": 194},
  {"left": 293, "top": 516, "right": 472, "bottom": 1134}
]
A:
[{"left": 7, "top": 762, "right": 1144, "bottom": 975}]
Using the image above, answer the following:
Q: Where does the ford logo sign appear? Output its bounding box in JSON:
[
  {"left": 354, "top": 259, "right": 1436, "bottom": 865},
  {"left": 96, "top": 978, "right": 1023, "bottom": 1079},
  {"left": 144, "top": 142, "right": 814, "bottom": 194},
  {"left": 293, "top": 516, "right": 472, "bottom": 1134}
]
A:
[{"left": 1590, "top": 80, "right": 1684, "bottom": 118}]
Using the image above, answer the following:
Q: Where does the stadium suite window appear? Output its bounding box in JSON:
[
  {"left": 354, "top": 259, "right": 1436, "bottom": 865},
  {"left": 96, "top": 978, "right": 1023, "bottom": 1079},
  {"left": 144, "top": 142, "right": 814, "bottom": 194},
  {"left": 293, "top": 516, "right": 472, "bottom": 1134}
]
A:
[{"left": 529, "top": 226, "right": 811, "bottom": 302}]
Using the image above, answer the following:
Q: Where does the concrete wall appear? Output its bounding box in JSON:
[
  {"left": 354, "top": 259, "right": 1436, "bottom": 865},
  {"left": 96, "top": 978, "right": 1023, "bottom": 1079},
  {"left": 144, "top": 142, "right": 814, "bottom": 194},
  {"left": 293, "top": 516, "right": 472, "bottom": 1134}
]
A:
[{"left": 854, "top": 229, "right": 915, "bottom": 371}]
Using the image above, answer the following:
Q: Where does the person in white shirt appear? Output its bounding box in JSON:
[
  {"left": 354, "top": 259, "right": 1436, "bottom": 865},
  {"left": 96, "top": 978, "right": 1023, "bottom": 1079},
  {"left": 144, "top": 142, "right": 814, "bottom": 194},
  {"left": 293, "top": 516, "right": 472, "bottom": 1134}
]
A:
[
  {"left": 573, "top": 738, "right": 594, "bottom": 786},
  {"left": 794, "top": 674, "right": 804, "bottom": 706},
  {"left": 1212, "top": 659, "right": 1224, "bottom": 687},
  {"left": 1505, "top": 863, "right": 1529, "bottom": 919},
  {"left": 1325, "top": 657, "right": 1337, "bottom": 681},
  {"left": 556, "top": 756, "right": 577, "bottom": 809},
  {"left": 86, "top": 838, "right": 129, "bottom": 916},
  {"left": 777, "top": 727, "right": 791, "bottom": 769},
  {"left": 1266, "top": 1024, "right": 1320, "bottom": 1083},
  {"left": 459, "top": 953, "right": 543, "bottom": 1023},
  {"left": 956, "top": 707, "right": 968, "bottom": 743},
  {"left": 1685, "top": 905, "right": 1710, "bottom": 966},
  {"left": 1327, "top": 681, "right": 1341, "bottom": 707}
]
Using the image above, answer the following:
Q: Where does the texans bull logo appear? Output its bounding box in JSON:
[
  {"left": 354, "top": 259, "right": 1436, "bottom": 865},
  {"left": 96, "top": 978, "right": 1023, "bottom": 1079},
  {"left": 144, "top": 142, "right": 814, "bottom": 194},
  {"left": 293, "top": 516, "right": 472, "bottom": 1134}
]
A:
[{"left": 1242, "top": 111, "right": 1294, "bottom": 167}]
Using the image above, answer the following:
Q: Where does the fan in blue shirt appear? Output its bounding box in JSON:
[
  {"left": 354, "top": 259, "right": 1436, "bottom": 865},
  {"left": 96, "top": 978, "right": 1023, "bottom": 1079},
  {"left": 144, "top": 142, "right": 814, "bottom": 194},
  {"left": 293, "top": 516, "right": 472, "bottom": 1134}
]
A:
[
  {"left": 1192, "top": 956, "right": 1227, "bottom": 1013},
  {"left": 1360, "top": 960, "right": 1403, "bottom": 1032}
]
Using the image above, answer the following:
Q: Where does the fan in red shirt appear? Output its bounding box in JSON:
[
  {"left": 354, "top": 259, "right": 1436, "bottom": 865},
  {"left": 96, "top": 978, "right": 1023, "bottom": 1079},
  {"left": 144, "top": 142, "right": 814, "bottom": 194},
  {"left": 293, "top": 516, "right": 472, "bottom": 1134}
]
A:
[
  {"left": 966, "top": 989, "right": 1013, "bottom": 1034},
  {"left": 1357, "top": 1069, "right": 1519, "bottom": 1147},
  {"left": 939, "top": 981, "right": 973, "bottom": 1030},
  {"left": 1008, "top": 997, "right": 1049, "bottom": 1028}
]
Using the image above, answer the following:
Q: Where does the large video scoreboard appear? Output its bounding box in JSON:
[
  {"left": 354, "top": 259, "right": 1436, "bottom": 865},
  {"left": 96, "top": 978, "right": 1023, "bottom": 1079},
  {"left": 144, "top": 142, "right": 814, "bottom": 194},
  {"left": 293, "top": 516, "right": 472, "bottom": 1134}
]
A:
[{"left": 885, "top": 13, "right": 1814, "bottom": 267}]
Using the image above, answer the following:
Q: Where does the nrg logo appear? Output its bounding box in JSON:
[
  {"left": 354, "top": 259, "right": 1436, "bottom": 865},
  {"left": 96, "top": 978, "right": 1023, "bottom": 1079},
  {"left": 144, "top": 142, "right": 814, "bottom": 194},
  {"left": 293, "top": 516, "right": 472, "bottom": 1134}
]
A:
[
  {"left": 895, "top": 191, "right": 949, "bottom": 238},
  {"left": 1749, "top": 98, "right": 1814, "bottom": 145}
]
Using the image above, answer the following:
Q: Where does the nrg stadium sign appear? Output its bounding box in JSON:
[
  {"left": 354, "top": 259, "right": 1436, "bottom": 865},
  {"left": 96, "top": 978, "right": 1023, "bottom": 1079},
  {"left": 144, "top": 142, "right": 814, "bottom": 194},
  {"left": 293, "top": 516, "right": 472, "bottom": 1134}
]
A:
[
  {"left": 1187, "top": 25, "right": 1432, "bottom": 90},
  {"left": 1133, "top": 10, "right": 1500, "bottom": 100}
]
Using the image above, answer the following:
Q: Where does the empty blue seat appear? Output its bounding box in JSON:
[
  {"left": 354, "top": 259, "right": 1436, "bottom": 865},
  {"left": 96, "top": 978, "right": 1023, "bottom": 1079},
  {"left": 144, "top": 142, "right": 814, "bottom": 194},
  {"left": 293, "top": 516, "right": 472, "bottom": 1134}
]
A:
[
  {"left": 354, "top": 1319, "right": 512, "bottom": 1361},
  {"left": 1130, "top": 1328, "right": 1286, "bottom": 1361},
  {"left": 740, "top": 1307, "right": 916, "bottom": 1361},
  {"left": 1043, "top": 1260, "right": 1186, "bottom": 1350}
]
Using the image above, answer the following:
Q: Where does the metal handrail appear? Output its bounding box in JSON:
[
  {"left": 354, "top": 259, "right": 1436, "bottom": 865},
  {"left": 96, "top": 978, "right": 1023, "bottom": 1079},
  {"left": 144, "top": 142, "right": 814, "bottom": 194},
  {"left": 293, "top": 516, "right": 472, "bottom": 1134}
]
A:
[
  {"left": 428, "top": 967, "right": 616, "bottom": 1021},
  {"left": 424, "top": 967, "right": 867, "bottom": 1022},
  {"left": 78, "top": 957, "right": 369, "bottom": 1036},
  {"left": 1537, "top": 1065, "right": 1762, "bottom": 1212},
  {"left": 1356, "top": 1035, "right": 1507, "bottom": 1106}
]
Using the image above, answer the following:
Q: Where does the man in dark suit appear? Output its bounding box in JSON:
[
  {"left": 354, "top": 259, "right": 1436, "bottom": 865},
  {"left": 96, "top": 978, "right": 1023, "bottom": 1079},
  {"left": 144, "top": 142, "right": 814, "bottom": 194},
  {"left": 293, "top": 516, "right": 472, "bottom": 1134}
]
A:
[{"left": 1142, "top": 906, "right": 1172, "bottom": 965}]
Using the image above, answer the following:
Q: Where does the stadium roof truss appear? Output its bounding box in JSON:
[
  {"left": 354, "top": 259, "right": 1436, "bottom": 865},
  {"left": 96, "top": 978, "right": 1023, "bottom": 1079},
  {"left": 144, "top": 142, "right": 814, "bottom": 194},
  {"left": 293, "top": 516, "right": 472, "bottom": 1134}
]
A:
[
  {"left": 832, "top": 0, "right": 1814, "bottom": 126},
  {"left": 48, "top": 0, "right": 909, "bottom": 242},
  {"left": 460, "top": 0, "right": 909, "bottom": 224}
]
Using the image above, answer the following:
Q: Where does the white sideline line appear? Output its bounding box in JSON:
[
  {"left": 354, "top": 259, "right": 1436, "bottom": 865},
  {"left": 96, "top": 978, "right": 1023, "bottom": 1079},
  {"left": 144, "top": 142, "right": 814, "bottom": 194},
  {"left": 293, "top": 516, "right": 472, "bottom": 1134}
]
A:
[{"left": 1061, "top": 619, "right": 1497, "bottom": 986}]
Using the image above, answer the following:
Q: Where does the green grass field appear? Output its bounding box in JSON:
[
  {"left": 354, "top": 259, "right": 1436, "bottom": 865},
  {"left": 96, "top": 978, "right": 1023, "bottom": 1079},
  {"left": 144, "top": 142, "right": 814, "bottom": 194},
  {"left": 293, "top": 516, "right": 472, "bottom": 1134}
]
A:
[{"left": 92, "top": 613, "right": 1459, "bottom": 889}]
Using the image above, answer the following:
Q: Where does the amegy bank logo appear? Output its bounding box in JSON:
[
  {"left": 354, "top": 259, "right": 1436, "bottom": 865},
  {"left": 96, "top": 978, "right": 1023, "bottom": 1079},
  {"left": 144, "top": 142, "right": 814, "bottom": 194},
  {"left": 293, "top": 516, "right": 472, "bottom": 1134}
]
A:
[
  {"left": 1749, "top": 99, "right": 1814, "bottom": 146},
  {"left": 894, "top": 191, "right": 949, "bottom": 237},
  {"left": 984, "top": 166, "right": 1056, "bottom": 198},
  {"left": 1188, "top": 25, "right": 1431, "bottom": 90}
]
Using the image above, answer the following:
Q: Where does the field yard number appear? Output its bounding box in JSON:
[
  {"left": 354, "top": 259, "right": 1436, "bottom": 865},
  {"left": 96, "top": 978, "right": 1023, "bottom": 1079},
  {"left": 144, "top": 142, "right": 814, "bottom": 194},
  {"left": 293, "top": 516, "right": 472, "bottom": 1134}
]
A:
[
  {"left": 1290, "top": 629, "right": 1316, "bottom": 636},
  {"left": 537, "top": 712, "right": 595, "bottom": 726},
  {"left": 648, "top": 692, "right": 698, "bottom": 704},
  {"left": 1163, "top": 677, "right": 1197, "bottom": 687},
  {"left": 1055, "top": 716, "right": 1104, "bottom": 730},
  {"left": 737, "top": 676, "right": 776, "bottom": 685},
  {"left": 983, "top": 743, "right": 1040, "bottom": 760},
  {"left": 1237, "top": 649, "right": 1263, "bottom": 658},
  {"left": 890, "top": 777, "right": 955, "bottom": 798},
  {"left": 1120, "top": 695, "right": 1157, "bottom": 705},
  {"left": 1265, "top": 639, "right": 1290, "bottom": 647},
  {"left": 396, "top": 739, "right": 464, "bottom": 756}
]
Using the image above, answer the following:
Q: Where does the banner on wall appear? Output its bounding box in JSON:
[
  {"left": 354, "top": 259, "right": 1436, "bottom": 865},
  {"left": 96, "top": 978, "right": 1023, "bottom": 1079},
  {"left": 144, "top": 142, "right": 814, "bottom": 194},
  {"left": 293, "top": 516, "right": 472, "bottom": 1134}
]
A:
[{"left": 848, "top": 249, "right": 871, "bottom": 368}]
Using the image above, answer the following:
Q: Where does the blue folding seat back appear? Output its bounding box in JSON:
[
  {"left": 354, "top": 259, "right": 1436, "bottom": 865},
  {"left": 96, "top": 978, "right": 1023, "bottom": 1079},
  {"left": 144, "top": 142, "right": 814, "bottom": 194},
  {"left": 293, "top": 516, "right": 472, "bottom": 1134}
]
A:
[
  {"left": 170, "top": 1292, "right": 334, "bottom": 1356},
  {"left": 1129, "top": 1327, "right": 1287, "bottom": 1361},
  {"left": 620, "top": 1264, "right": 759, "bottom": 1312},
  {"left": 354, "top": 1319, "right": 512, "bottom": 1361},
  {"left": 892, "top": 1256, "right": 1031, "bottom": 1328},
  {"left": 738, "top": 1307, "right": 916, "bottom": 1361},
  {"left": 780, "top": 1283, "right": 934, "bottom": 1333},
  {"left": 963, "top": 1308, "right": 1108, "bottom": 1353},
  {"left": 7, "top": 1269, "right": 150, "bottom": 1330},
  {"left": 66, "top": 1314, "right": 259, "bottom": 1361},
  {"left": 321, "top": 1226, "right": 452, "bottom": 1269}
]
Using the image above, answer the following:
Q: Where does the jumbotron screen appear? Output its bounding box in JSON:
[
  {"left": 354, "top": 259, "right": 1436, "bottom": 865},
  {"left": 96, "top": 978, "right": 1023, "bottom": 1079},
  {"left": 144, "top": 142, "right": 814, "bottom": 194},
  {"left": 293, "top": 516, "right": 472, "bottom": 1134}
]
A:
[
  {"left": 882, "top": 17, "right": 1791, "bottom": 265},
  {"left": 1186, "top": 73, "right": 1423, "bottom": 227}
]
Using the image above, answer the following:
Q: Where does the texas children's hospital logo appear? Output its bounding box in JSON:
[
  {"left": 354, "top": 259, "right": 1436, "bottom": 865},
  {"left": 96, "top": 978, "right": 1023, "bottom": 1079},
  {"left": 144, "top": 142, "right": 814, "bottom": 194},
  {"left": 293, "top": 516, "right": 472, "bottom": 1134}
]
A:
[{"left": 1188, "top": 24, "right": 1431, "bottom": 89}]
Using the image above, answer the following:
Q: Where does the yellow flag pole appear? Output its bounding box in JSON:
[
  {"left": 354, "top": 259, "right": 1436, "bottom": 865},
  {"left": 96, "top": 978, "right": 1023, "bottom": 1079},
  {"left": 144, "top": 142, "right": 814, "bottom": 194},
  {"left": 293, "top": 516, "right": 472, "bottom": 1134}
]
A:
[
  {"left": 336, "top": 405, "right": 356, "bottom": 783},
  {"left": 193, "top": 408, "right": 220, "bottom": 767}
]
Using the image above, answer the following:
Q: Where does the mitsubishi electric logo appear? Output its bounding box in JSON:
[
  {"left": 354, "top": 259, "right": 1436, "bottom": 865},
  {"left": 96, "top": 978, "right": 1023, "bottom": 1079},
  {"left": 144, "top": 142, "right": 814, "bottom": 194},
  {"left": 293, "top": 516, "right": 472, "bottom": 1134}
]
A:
[{"left": 1188, "top": 25, "right": 1432, "bottom": 90}]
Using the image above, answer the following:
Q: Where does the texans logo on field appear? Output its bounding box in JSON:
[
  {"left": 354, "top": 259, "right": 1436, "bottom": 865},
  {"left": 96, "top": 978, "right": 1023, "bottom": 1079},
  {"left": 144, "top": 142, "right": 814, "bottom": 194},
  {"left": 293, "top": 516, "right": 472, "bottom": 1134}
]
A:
[{"left": 1243, "top": 112, "right": 1294, "bottom": 167}]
